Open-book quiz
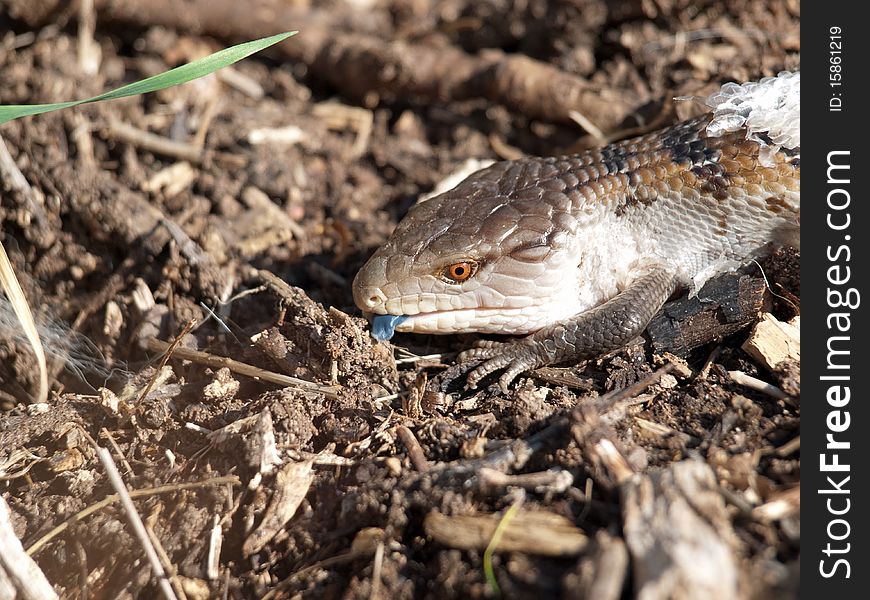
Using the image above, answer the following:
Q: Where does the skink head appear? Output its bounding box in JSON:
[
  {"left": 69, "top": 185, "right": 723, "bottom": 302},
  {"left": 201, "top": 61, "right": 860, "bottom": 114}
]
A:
[{"left": 353, "top": 161, "right": 587, "bottom": 337}]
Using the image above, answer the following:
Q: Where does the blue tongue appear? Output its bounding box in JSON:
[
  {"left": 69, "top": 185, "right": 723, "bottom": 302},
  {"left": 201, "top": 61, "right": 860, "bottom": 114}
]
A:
[{"left": 371, "top": 315, "right": 408, "bottom": 341}]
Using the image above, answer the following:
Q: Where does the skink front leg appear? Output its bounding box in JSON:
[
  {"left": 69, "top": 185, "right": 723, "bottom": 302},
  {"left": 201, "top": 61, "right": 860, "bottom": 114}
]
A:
[{"left": 459, "top": 267, "right": 678, "bottom": 392}]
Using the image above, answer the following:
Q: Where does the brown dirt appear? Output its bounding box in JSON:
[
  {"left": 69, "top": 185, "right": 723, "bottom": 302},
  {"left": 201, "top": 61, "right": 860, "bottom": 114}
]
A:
[{"left": 1, "top": 1, "right": 799, "bottom": 598}]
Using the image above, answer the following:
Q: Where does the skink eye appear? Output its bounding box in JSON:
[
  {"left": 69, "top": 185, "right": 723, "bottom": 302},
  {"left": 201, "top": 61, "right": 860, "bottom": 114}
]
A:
[{"left": 442, "top": 260, "right": 478, "bottom": 283}]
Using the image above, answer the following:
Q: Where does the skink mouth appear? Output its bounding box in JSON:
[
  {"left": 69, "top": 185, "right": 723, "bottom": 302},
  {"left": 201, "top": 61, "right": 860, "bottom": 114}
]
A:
[
  {"left": 369, "top": 305, "right": 551, "bottom": 339},
  {"left": 371, "top": 309, "right": 494, "bottom": 341}
]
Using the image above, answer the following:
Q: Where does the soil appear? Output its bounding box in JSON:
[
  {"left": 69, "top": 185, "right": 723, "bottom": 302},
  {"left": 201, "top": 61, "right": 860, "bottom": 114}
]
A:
[{"left": 1, "top": 1, "right": 800, "bottom": 598}]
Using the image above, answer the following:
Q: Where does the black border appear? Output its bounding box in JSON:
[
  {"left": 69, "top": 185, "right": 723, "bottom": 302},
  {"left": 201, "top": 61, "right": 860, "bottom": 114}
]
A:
[{"left": 803, "top": 4, "right": 869, "bottom": 596}]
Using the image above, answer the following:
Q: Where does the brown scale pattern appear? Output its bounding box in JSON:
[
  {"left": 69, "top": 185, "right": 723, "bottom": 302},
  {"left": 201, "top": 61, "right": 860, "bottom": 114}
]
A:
[{"left": 369, "top": 113, "right": 799, "bottom": 278}]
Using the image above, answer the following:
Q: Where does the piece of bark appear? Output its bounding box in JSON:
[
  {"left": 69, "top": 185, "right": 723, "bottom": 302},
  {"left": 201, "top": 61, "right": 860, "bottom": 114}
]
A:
[
  {"left": 12, "top": 0, "right": 638, "bottom": 131},
  {"left": 647, "top": 273, "right": 768, "bottom": 357},
  {"left": 562, "top": 531, "right": 628, "bottom": 600},
  {"left": 621, "top": 460, "right": 741, "bottom": 600},
  {"left": 242, "top": 460, "right": 314, "bottom": 557},
  {"left": 424, "top": 510, "right": 588, "bottom": 557},
  {"left": 741, "top": 313, "right": 800, "bottom": 371}
]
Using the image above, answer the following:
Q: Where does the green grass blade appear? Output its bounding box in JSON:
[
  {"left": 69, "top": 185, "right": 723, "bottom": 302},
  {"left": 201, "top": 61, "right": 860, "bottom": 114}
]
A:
[{"left": 0, "top": 31, "right": 296, "bottom": 125}]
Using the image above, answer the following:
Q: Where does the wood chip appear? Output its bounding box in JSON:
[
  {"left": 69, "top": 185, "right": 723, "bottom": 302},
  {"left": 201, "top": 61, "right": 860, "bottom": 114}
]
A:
[
  {"left": 622, "top": 460, "right": 740, "bottom": 600},
  {"left": 424, "top": 510, "right": 587, "bottom": 556},
  {"left": 311, "top": 101, "right": 373, "bottom": 158},
  {"left": 752, "top": 485, "right": 800, "bottom": 522},
  {"left": 564, "top": 531, "right": 628, "bottom": 600},
  {"left": 252, "top": 408, "right": 281, "bottom": 476},
  {"left": 242, "top": 460, "right": 315, "bottom": 557},
  {"left": 240, "top": 186, "right": 305, "bottom": 241},
  {"left": 247, "top": 125, "right": 305, "bottom": 146},
  {"left": 142, "top": 161, "right": 198, "bottom": 197},
  {"left": 741, "top": 313, "right": 800, "bottom": 371}
]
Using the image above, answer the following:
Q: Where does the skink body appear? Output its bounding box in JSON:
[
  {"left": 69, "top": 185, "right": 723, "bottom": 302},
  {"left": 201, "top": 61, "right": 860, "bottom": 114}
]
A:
[{"left": 353, "top": 72, "right": 800, "bottom": 390}]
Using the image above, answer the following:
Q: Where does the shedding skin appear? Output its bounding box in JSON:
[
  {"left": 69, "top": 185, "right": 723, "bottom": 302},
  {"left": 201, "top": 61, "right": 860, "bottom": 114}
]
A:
[{"left": 353, "top": 72, "right": 800, "bottom": 390}]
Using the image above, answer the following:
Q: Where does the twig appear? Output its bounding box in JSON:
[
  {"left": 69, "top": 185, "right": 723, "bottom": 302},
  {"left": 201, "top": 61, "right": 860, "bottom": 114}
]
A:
[
  {"left": 0, "top": 135, "right": 33, "bottom": 193},
  {"left": 591, "top": 437, "right": 635, "bottom": 486},
  {"left": 394, "top": 351, "right": 450, "bottom": 365},
  {"left": 727, "top": 370, "right": 789, "bottom": 401},
  {"left": 488, "top": 134, "right": 525, "bottom": 161},
  {"left": 192, "top": 90, "right": 222, "bottom": 149},
  {"left": 568, "top": 109, "right": 607, "bottom": 145},
  {"left": 369, "top": 541, "right": 385, "bottom": 600},
  {"left": 775, "top": 435, "right": 800, "bottom": 457},
  {"left": 250, "top": 268, "right": 302, "bottom": 302},
  {"left": 697, "top": 345, "right": 723, "bottom": 380},
  {"left": 101, "top": 427, "right": 134, "bottom": 476},
  {"left": 146, "top": 524, "right": 188, "bottom": 600},
  {"left": 72, "top": 113, "right": 97, "bottom": 168},
  {"left": 477, "top": 467, "right": 574, "bottom": 495},
  {"left": 578, "top": 478, "right": 594, "bottom": 524},
  {"left": 144, "top": 337, "right": 340, "bottom": 397},
  {"left": 139, "top": 319, "right": 196, "bottom": 403},
  {"left": 37, "top": 0, "right": 638, "bottom": 129},
  {"left": 26, "top": 475, "right": 240, "bottom": 556},
  {"left": 642, "top": 27, "right": 785, "bottom": 54},
  {"left": 217, "top": 67, "right": 264, "bottom": 99},
  {"left": 594, "top": 364, "right": 675, "bottom": 412},
  {"left": 77, "top": 0, "right": 101, "bottom": 75},
  {"left": 74, "top": 539, "right": 89, "bottom": 600},
  {"left": 206, "top": 515, "right": 222, "bottom": 581},
  {"left": 221, "top": 566, "right": 230, "bottom": 600},
  {"left": 396, "top": 425, "right": 429, "bottom": 472},
  {"left": 96, "top": 447, "right": 178, "bottom": 600},
  {"left": 160, "top": 218, "right": 210, "bottom": 267},
  {"left": 106, "top": 118, "right": 203, "bottom": 163}
]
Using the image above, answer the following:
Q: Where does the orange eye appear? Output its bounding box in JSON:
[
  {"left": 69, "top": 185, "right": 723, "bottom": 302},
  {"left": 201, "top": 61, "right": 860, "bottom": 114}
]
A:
[{"left": 443, "top": 261, "right": 477, "bottom": 283}]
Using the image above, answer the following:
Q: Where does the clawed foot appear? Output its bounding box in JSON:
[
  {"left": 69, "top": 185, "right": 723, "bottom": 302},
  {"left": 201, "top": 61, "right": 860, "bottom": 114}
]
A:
[
  {"left": 457, "top": 339, "right": 545, "bottom": 392},
  {"left": 451, "top": 268, "right": 677, "bottom": 393}
]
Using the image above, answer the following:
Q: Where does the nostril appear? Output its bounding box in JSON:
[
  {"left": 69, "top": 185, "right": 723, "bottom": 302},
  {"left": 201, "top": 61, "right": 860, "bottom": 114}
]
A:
[{"left": 356, "top": 287, "right": 387, "bottom": 311}]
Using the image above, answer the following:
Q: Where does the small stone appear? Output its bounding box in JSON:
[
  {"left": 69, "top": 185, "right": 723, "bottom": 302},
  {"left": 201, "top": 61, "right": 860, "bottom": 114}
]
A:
[
  {"left": 659, "top": 374, "right": 679, "bottom": 389},
  {"left": 384, "top": 456, "right": 402, "bottom": 476}
]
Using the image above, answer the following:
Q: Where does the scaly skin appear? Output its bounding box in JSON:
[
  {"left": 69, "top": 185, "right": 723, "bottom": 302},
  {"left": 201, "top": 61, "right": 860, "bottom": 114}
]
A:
[
  {"left": 459, "top": 268, "right": 678, "bottom": 391},
  {"left": 353, "top": 73, "right": 800, "bottom": 390}
]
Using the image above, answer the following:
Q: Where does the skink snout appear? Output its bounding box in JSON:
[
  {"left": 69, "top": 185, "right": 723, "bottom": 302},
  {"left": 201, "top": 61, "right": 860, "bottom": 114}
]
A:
[
  {"left": 352, "top": 283, "right": 408, "bottom": 341},
  {"left": 353, "top": 285, "right": 389, "bottom": 313}
]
